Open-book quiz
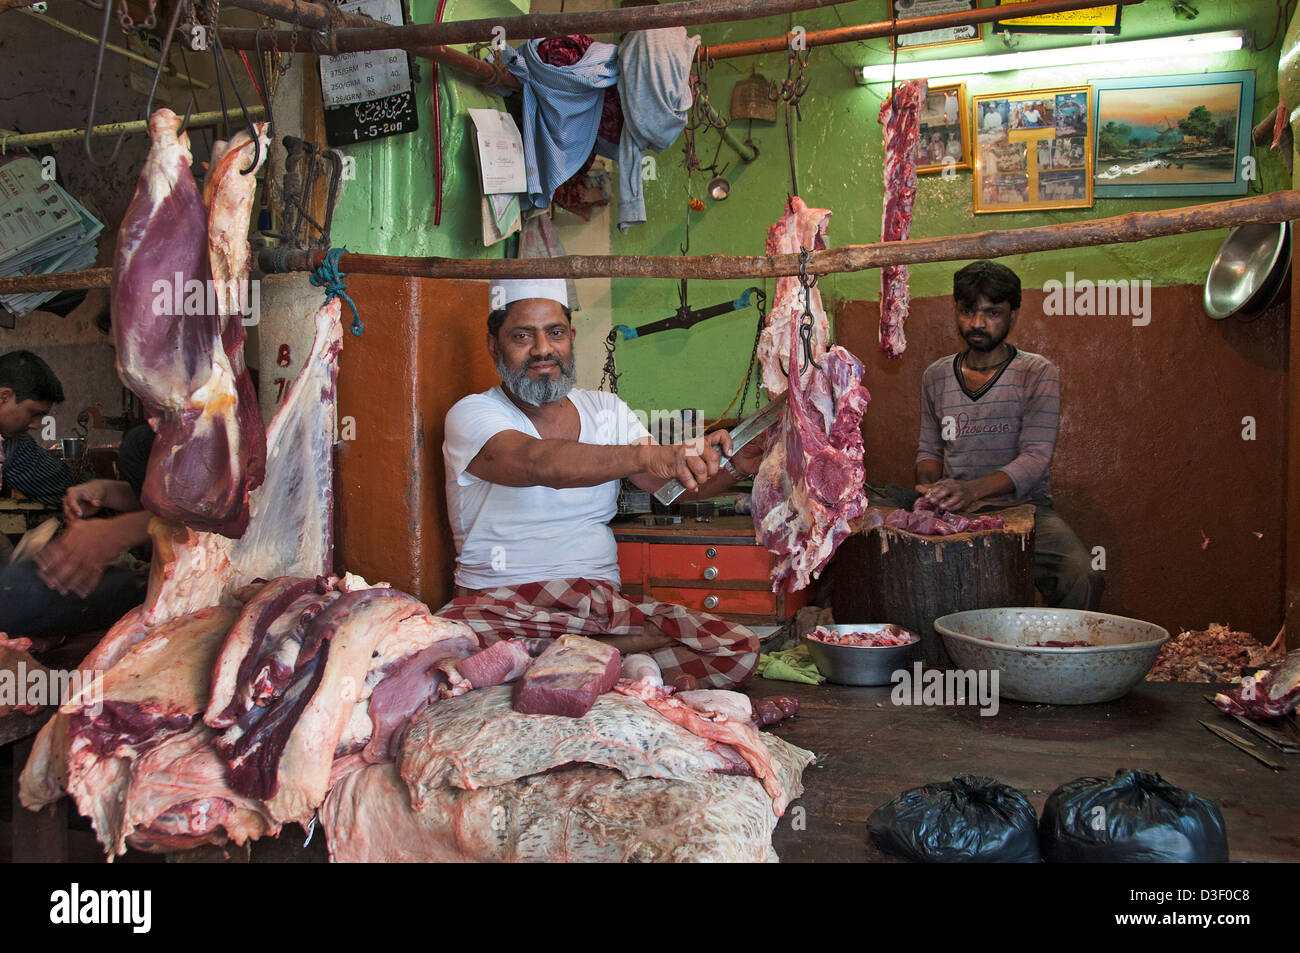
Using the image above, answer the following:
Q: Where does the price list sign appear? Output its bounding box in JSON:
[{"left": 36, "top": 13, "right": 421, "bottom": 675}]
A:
[{"left": 318, "top": 0, "right": 418, "bottom": 146}]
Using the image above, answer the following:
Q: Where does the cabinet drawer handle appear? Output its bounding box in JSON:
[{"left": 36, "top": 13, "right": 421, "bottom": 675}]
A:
[
  {"left": 703, "top": 566, "right": 719, "bottom": 581},
  {"left": 703, "top": 594, "right": 719, "bottom": 610},
  {"left": 705, "top": 547, "right": 718, "bottom": 559}
]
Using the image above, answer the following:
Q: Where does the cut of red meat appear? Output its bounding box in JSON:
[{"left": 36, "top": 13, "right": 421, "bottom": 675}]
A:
[
  {"left": 877, "top": 80, "right": 928, "bottom": 359},
  {"left": 1214, "top": 651, "right": 1300, "bottom": 719},
  {"left": 513, "top": 635, "right": 622, "bottom": 717}
]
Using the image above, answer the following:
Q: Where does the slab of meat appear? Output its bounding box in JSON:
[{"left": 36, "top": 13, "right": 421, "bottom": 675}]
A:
[
  {"left": 877, "top": 79, "right": 927, "bottom": 359},
  {"left": 756, "top": 196, "right": 831, "bottom": 397},
  {"left": 212, "top": 586, "right": 472, "bottom": 825},
  {"left": 326, "top": 734, "right": 814, "bottom": 862},
  {"left": 61, "top": 605, "right": 239, "bottom": 856},
  {"left": 456, "top": 637, "right": 534, "bottom": 689},
  {"left": 114, "top": 108, "right": 266, "bottom": 538},
  {"left": 112, "top": 724, "right": 277, "bottom": 856},
  {"left": 19, "top": 607, "right": 153, "bottom": 810},
  {"left": 513, "top": 634, "right": 621, "bottom": 717},
  {"left": 1214, "top": 651, "right": 1300, "bottom": 719},
  {"left": 614, "top": 679, "right": 790, "bottom": 815},
  {"left": 401, "top": 685, "right": 748, "bottom": 805}
]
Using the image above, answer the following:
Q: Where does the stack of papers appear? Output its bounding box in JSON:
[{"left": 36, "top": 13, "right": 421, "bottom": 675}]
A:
[{"left": 0, "top": 154, "right": 105, "bottom": 318}]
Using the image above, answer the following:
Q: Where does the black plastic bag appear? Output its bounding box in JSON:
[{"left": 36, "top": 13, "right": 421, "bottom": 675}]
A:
[
  {"left": 1040, "top": 769, "right": 1229, "bottom": 863},
  {"left": 868, "top": 775, "right": 1040, "bottom": 863}
]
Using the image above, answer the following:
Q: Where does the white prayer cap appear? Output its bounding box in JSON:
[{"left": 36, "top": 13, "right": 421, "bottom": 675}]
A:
[{"left": 490, "top": 278, "right": 570, "bottom": 311}]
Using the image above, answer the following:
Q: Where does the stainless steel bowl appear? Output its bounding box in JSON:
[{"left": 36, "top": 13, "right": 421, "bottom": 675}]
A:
[
  {"left": 934, "top": 608, "right": 1168, "bottom": 705},
  {"left": 803, "top": 624, "right": 920, "bottom": 687},
  {"left": 1204, "top": 221, "right": 1291, "bottom": 319}
]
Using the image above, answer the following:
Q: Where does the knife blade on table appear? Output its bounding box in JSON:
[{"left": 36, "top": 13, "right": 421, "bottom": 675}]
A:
[
  {"left": 653, "top": 391, "right": 788, "bottom": 506},
  {"left": 1200, "top": 720, "right": 1286, "bottom": 770}
]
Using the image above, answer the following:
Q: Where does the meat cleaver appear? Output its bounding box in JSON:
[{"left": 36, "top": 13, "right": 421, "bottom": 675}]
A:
[{"left": 653, "top": 392, "right": 788, "bottom": 506}]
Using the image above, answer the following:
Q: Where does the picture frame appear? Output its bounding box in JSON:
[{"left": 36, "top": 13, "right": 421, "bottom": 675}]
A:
[
  {"left": 890, "top": 0, "right": 984, "bottom": 52},
  {"left": 915, "top": 82, "right": 972, "bottom": 174},
  {"left": 1091, "top": 71, "right": 1257, "bottom": 198},
  {"left": 972, "top": 85, "right": 1093, "bottom": 213},
  {"left": 992, "top": 0, "right": 1121, "bottom": 35}
]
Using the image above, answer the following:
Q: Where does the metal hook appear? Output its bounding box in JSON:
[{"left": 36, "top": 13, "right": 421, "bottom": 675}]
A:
[
  {"left": 212, "top": 32, "right": 262, "bottom": 174},
  {"left": 143, "top": 0, "right": 189, "bottom": 121},
  {"left": 253, "top": 25, "right": 277, "bottom": 136},
  {"left": 84, "top": 0, "right": 130, "bottom": 165}
]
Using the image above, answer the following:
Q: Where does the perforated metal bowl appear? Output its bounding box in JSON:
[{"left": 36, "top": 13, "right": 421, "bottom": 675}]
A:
[{"left": 934, "top": 608, "right": 1168, "bottom": 705}]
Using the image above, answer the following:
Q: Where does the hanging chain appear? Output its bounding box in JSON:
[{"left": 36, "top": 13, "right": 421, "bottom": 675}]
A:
[
  {"left": 600, "top": 328, "right": 621, "bottom": 394},
  {"left": 796, "top": 247, "right": 820, "bottom": 373},
  {"left": 737, "top": 288, "right": 768, "bottom": 417}
]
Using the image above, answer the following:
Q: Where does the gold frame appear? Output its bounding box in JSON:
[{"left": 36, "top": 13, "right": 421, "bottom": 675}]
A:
[
  {"left": 972, "top": 85, "right": 1093, "bottom": 214},
  {"left": 915, "top": 81, "right": 972, "bottom": 175},
  {"left": 889, "top": 0, "right": 985, "bottom": 52}
]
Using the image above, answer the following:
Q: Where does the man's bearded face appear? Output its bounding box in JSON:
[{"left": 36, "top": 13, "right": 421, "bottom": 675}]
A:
[{"left": 492, "top": 299, "right": 578, "bottom": 407}]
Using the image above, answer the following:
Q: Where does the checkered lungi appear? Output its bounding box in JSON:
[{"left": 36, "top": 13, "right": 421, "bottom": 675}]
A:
[{"left": 436, "top": 578, "right": 760, "bottom": 689}]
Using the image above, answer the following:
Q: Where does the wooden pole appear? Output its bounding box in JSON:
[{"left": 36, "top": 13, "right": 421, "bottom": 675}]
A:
[
  {"left": 219, "top": 0, "right": 1142, "bottom": 61},
  {"left": 221, "top": 0, "right": 861, "bottom": 51},
  {"left": 3, "top": 191, "right": 1296, "bottom": 295},
  {"left": 258, "top": 190, "right": 1300, "bottom": 280}
]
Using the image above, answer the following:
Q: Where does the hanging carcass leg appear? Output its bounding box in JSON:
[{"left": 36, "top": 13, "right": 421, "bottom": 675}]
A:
[{"left": 112, "top": 109, "right": 267, "bottom": 538}]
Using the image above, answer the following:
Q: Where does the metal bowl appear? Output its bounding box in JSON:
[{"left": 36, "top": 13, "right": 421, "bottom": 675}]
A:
[
  {"left": 803, "top": 624, "right": 920, "bottom": 687},
  {"left": 934, "top": 608, "right": 1168, "bottom": 705},
  {"left": 1203, "top": 221, "right": 1291, "bottom": 319}
]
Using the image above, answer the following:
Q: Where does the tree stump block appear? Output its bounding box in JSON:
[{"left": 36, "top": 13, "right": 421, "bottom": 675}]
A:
[{"left": 830, "top": 505, "right": 1037, "bottom": 667}]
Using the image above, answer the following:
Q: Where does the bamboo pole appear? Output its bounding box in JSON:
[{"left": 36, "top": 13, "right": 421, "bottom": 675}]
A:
[
  {"left": 0, "top": 107, "right": 267, "bottom": 152},
  {"left": 221, "top": 0, "right": 861, "bottom": 51},
  {"left": 3, "top": 191, "right": 1293, "bottom": 296}
]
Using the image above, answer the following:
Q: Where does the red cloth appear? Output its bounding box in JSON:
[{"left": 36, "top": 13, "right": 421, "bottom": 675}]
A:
[
  {"left": 537, "top": 34, "right": 594, "bottom": 67},
  {"left": 437, "top": 579, "right": 760, "bottom": 690}
]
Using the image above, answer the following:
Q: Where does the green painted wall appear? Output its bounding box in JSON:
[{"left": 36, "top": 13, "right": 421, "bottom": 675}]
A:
[
  {"left": 331, "top": 0, "right": 525, "bottom": 258},
  {"left": 609, "top": 0, "right": 1289, "bottom": 417}
]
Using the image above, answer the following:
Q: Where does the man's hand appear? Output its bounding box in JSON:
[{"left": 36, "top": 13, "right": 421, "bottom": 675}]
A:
[
  {"left": 62, "top": 479, "right": 139, "bottom": 522},
  {"left": 915, "top": 478, "right": 977, "bottom": 512},
  {"left": 636, "top": 430, "right": 733, "bottom": 493},
  {"left": 34, "top": 519, "right": 127, "bottom": 598}
]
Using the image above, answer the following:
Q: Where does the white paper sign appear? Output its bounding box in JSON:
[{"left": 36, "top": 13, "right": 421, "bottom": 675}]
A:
[
  {"left": 319, "top": 0, "right": 410, "bottom": 107},
  {"left": 468, "top": 108, "right": 526, "bottom": 195}
]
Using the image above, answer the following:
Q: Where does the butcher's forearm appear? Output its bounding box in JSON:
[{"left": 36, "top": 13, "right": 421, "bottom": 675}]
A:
[
  {"left": 915, "top": 458, "right": 943, "bottom": 485},
  {"left": 106, "top": 509, "right": 156, "bottom": 550},
  {"left": 969, "top": 471, "right": 1015, "bottom": 503},
  {"left": 520, "top": 440, "right": 646, "bottom": 488}
]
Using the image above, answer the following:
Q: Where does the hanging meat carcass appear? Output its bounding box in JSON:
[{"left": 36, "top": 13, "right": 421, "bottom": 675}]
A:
[
  {"left": 877, "top": 79, "right": 927, "bottom": 359},
  {"left": 112, "top": 109, "right": 268, "bottom": 537},
  {"left": 751, "top": 198, "right": 871, "bottom": 594}
]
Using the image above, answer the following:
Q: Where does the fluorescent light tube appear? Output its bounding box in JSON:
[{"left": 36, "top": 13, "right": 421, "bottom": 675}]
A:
[{"left": 858, "top": 29, "right": 1245, "bottom": 83}]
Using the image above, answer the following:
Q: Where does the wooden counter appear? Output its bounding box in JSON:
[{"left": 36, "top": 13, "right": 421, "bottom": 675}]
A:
[{"left": 752, "top": 679, "right": 1300, "bottom": 863}]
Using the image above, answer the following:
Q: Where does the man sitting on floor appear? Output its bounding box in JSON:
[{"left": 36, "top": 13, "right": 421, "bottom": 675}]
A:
[{"left": 438, "top": 279, "right": 764, "bottom": 690}]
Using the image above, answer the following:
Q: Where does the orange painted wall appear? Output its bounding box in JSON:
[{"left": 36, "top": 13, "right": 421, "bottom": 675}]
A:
[{"left": 334, "top": 276, "right": 498, "bottom": 609}]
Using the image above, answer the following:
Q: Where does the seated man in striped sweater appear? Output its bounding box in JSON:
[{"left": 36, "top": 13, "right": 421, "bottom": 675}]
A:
[{"left": 912, "top": 260, "right": 1100, "bottom": 610}]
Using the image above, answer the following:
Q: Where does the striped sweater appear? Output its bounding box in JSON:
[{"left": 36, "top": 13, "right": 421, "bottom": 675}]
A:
[{"left": 916, "top": 345, "right": 1060, "bottom": 509}]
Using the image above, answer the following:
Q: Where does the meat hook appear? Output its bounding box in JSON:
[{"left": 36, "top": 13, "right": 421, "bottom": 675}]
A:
[
  {"left": 211, "top": 31, "right": 262, "bottom": 174},
  {"left": 83, "top": 0, "right": 131, "bottom": 165},
  {"left": 142, "top": 0, "right": 190, "bottom": 124}
]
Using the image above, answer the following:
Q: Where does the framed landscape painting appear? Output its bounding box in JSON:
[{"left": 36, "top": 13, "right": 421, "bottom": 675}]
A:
[{"left": 1091, "top": 71, "right": 1256, "bottom": 198}]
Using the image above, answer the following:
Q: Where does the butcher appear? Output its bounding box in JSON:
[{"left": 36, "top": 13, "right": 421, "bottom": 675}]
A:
[
  {"left": 0, "top": 348, "right": 155, "bottom": 635},
  {"left": 437, "top": 279, "right": 762, "bottom": 691},
  {"left": 870, "top": 260, "right": 1101, "bottom": 609}
]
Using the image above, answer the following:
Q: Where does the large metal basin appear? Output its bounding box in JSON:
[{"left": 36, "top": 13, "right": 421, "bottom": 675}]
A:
[
  {"left": 934, "top": 608, "right": 1168, "bottom": 705},
  {"left": 1203, "top": 221, "right": 1291, "bottom": 319}
]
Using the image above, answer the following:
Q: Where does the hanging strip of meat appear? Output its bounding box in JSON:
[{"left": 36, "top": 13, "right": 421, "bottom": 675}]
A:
[
  {"left": 878, "top": 79, "right": 927, "bottom": 359},
  {"left": 752, "top": 198, "right": 871, "bottom": 594}
]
